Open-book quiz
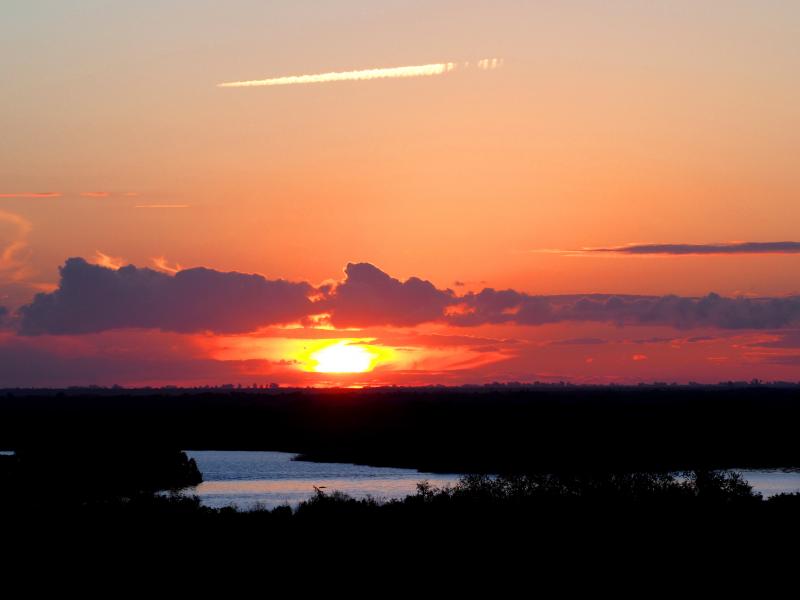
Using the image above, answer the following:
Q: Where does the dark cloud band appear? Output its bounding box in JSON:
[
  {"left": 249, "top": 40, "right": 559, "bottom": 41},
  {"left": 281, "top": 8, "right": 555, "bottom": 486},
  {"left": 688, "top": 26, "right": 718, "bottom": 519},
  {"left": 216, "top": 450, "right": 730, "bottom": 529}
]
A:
[
  {"left": 448, "top": 289, "right": 800, "bottom": 330},
  {"left": 13, "top": 258, "right": 800, "bottom": 335},
  {"left": 588, "top": 241, "right": 800, "bottom": 255},
  {"left": 18, "top": 258, "right": 313, "bottom": 335}
]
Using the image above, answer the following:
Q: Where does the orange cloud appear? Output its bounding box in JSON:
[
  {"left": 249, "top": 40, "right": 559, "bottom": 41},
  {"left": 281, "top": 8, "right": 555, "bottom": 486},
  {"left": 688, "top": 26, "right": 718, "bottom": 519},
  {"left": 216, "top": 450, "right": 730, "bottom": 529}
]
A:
[
  {"left": 0, "top": 210, "right": 33, "bottom": 282},
  {"left": 151, "top": 256, "right": 183, "bottom": 274},
  {"left": 91, "top": 251, "right": 126, "bottom": 270}
]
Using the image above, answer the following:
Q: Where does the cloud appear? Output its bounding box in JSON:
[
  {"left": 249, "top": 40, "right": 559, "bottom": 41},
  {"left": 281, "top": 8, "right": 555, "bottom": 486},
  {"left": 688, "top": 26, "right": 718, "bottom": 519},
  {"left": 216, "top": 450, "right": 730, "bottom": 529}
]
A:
[
  {"left": 0, "top": 210, "right": 32, "bottom": 281},
  {"left": 686, "top": 335, "right": 715, "bottom": 343},
  {"left": 744, "top": 330, "right": 800, "bottom": 349},
  {"left": 585, "top": 242, "right": 800, "bottom": 255},
  {"left": 152, "top": 256, "right": 183, "bottom": 274},
  {"left": 18, "top": 258, "right": 314, "bottom": 335},
  {"left": 135, "top": 204, "right": 190, "bottom": 209},
  {"left": 323, "top": 264, "right": 798, "bottom": 331},
  {"left": 323, "top": 262, "right": 454, "bottom": 328},
  {"left": 550, "top": 337, "right": 608, "bottom": 346},
  {"left": 756, "top": 354, "right": 800, "bottom": 366},
  {"left": 0, "top": 192, "right": 61, "bottom": 198},
  {"left": 1, "top": 191, "right": 143, "bottom": 200},
  {"left": 90, "top": 251, "right": 126, "bottom": 270},
  {"left": 218, "top": 59, "right": 502, "bottom": 89},
  {"left": 0, "top": 333, "right": 277, "bottom": 387},
  {"left": 449, "top": 290, "right": 800, "bottom": 330},
  {"left": 632, "top": 336, "right": 675, "bottom": 344},
  {"left": 370, "top": 332, "right": 518, "bottom": 350},
  {"left": 12, "top": 259, "right": 800, "bottom": 336}
]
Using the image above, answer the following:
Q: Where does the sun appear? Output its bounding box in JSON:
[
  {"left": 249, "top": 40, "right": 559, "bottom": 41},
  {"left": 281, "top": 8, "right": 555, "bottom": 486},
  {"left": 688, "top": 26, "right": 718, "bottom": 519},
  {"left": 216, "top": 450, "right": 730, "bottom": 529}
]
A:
[{"left": 309, "top": 341, "right": 378, "bottom": 373}]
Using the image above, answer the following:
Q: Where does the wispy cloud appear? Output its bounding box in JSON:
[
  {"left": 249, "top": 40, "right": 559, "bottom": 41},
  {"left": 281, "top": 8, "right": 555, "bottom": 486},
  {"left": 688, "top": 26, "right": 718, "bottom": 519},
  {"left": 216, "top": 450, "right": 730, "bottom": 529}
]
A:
[
  {"left": 218, "top": 58, "right": 503, "bottom": 88},
  {"left": 134, "top": 204, "right": 190, "bottom": 209},
  {"left": 540, "top": 241, "right": 800, "bottom": 256},
  {"left": 152, "top": 256, "right": 183, "bottom": 274},
  {"left": 2, "top": 191, "right": 139, "bottom": 199},
  {"left": 0, "top": 192, "right": 61, "bottom": 199},
  {"left": 550, "top": 337, "right": 608, "bottom": 346},
  {"left": 0, "top": 210, "right": 33, "bottom": 281},
  {"left": 91, "top": 251, "right": 125, "bottom": 270},
  {"left": 590, "top": 242, "right": 800, "bottom": 255}
]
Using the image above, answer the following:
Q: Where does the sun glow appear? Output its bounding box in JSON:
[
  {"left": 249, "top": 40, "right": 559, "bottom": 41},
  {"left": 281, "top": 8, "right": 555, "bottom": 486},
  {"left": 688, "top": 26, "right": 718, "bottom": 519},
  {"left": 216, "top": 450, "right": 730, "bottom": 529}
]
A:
[{"left": 309, "top": 341, "right": 378, "bottom": 373}]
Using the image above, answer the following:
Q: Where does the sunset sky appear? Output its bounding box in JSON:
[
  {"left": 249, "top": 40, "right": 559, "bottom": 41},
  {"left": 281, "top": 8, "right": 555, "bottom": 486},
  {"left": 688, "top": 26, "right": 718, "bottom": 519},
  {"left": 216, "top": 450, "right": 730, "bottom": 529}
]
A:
[{"left": 2, "top": 1, "right": 799, "bottom": 386}]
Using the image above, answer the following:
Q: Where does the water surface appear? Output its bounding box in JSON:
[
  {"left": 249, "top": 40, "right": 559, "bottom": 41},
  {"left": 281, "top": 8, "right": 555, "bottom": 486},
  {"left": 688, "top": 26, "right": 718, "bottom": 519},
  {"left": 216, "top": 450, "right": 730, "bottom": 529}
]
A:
[
  {"left": 186, "top": 451, "right": 800, "bottom": 510},
  {"left": 187, "top": 450, "right": 459, "bottom": 510}
]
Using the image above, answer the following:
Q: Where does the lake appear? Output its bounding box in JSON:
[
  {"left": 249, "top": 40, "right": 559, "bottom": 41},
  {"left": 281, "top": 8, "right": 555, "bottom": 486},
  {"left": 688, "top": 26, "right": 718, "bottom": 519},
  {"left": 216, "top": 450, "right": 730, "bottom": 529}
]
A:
[
  {"left": 186, "top": 450, "right": 800, "bottom": 510},
  {"left": 187, "top": 450, "right": 460, "bottom": 510}
]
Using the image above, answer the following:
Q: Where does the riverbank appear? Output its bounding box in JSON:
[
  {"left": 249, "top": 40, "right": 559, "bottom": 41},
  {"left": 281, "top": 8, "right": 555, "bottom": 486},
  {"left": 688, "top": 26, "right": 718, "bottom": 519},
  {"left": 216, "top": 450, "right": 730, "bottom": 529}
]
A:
[{"left": 4, "top": 386, "right": 800, "bottom": 473}]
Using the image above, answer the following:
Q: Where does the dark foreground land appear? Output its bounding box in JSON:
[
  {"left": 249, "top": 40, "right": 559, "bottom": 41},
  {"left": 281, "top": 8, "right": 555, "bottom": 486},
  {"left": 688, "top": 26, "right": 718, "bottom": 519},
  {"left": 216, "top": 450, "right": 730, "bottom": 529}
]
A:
[
  {"left": 2, "top": 384, "right": 800, "bottom": 553},
  {"left": 2, "top": 384, "right": 800, "bottom": 472},
  {"left": 3, "top": 452, "right": 800, "bottom": 556}
]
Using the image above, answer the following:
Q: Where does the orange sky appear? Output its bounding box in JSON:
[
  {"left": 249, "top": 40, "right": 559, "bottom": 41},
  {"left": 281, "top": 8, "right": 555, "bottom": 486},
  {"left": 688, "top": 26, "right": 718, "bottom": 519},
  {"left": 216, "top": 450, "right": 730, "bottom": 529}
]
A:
[{"left": 1, "top": 1, "right": 799, "bottom": 386}]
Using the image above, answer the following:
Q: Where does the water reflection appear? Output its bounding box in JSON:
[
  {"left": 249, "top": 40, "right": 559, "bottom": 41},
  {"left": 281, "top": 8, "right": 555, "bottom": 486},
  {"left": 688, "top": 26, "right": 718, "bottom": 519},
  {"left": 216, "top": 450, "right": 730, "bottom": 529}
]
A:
[
  {"left": 186, "top": 451, "right": 800, "bottom": 511},
  {"left": 187, "top": 450, "right": 459, "bottom": 510}
]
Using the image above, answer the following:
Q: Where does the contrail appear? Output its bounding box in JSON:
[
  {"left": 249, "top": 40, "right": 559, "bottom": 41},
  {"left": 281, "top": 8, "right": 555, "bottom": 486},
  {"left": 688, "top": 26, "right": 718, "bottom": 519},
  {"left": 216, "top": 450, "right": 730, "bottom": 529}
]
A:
[{"left": 218, "top": 58, "right": 502, "bottom": 88}]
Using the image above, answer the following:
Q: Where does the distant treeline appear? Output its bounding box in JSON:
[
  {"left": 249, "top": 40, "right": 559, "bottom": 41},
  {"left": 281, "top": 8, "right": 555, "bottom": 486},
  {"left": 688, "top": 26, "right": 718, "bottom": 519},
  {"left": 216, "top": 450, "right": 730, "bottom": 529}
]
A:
[
  {"left": 1, "top": 386, "right": 799, "bottom": 473},
  {"left": 0, "top": 448, "right": 201, "bottom": 499}
]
